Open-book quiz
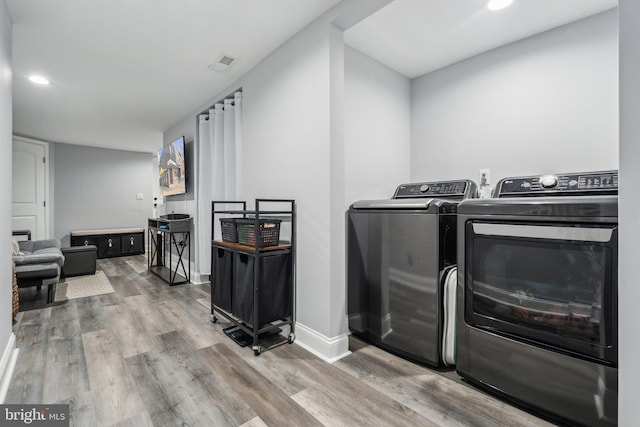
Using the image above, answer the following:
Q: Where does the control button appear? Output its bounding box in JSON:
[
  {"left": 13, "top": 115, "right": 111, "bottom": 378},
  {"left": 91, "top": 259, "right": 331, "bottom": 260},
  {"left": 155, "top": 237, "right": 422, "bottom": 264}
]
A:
[
  {"left": 540, "top": 175, "right": 558, "bottom": 189},
  {"left": 419, "top": 184, "right": 430, "bottom": 193}
]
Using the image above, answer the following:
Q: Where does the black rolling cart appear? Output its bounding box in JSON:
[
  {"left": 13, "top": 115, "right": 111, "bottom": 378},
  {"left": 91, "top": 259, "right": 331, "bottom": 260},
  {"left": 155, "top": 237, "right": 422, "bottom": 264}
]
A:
[{"left": 210, "top": 199, "right": 296, "bottom": 356}]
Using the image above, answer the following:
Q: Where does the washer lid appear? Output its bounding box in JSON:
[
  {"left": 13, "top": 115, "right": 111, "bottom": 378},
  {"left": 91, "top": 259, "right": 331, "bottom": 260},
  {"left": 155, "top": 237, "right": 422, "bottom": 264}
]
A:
[
  {"left": 351, "top": 198, "right": 436, "bottom": 209},
  {"left": 351, "top": 199, "right": 460, "bottom": 213}
]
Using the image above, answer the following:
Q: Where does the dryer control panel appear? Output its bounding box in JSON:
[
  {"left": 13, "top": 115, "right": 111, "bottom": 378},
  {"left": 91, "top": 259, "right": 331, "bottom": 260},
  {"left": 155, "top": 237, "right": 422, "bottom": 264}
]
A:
[
  {"left": 393, "top": 180, "right": 477, "bottom": 199},
  {"left": 496, "top": 170, "right": 618, "bottom": 197}
]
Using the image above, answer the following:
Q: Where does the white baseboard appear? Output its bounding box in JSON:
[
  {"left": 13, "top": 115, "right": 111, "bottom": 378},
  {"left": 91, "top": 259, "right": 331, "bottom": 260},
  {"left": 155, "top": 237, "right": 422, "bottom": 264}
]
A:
[
  {"left": 191, "top": 272, "right": 210, "bottom": 285},
  {"left": 0, "top": 333, "right": 19, "bottom": 403},
  {"left": 294, "top": 322, "right": 350, "bottom": 363}
]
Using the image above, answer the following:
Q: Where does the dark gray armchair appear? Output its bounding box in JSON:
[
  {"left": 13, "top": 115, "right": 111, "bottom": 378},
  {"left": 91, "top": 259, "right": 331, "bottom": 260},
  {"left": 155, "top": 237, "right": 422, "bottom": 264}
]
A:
[{"left": 12, "top": 235, "right": 65, "bottom": 304}]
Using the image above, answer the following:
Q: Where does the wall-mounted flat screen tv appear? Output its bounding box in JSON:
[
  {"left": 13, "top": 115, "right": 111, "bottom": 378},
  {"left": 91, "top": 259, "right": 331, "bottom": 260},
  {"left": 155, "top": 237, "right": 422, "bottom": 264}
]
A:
[{"left": 158, "top": 136, "right": 186, "bottom": 197}]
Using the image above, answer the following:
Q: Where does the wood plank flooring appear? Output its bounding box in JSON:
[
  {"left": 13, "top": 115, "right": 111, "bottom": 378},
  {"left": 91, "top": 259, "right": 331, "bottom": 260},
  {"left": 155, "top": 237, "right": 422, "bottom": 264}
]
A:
[{"left": 7, "top": 255, "right": 557, "bottom": 426}]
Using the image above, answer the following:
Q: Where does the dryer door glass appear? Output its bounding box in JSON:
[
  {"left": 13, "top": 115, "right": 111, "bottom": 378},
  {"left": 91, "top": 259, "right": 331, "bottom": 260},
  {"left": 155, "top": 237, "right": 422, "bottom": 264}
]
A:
[{"left": 465, "top": 221, "right": 617, "bottom": 364}]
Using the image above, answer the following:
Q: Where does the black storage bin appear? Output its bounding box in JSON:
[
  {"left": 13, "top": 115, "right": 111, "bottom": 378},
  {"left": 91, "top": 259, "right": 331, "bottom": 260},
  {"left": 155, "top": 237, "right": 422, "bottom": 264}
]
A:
[
  {"left": 97, "top": 235, "right": 122, "bottom": 258},
  {"left": 61, "top": 245, "right": 97, "bottom": 277},
  {"left": 212, "top": 248, "right": 233, "bottom": 313},
  {"left": 121, "top": 232, "right": 144, "bottom": 254},
  {"left": 232, "top": 252, "right": 291, "bottom": 326},
  {"left": 71, "top": 235, "right": 98, "bottom": 248}
]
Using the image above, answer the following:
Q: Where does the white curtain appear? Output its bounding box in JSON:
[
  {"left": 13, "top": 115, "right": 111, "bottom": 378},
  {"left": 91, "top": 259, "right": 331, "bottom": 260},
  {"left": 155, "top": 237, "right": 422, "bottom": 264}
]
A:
[{"left": 197, "top": 91, "right": 242, "bottom": 275}]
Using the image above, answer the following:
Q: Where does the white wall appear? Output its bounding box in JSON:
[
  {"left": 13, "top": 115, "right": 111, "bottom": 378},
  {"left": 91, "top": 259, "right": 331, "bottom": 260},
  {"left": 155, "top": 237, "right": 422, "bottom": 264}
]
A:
[
  {"left": 231, "top": 19, "right": 411, "bottom": 351},
  {"left": 239, "top": 22, "right": 338, "bottom": 347},
  {"left": 342, "top": 45, "right": 411, "bottom": 342},
  {"left": 411, "top": 10, "right": 618, "bottom": 186},
  {"left": 53, "top": 143, "right": 154, "bottom": 246},
  {"left": 0, "top": 0, "right": 16, "bottom": 401},
  {"left": 165, "top": 9, "right": 351, "bottom": 360},
  {"left": 163, "top": 1, "right": 400, "bottom": 360},
  {"left": 618, "top": 2, "right": 638, "bottom": 424},
  {"left": 344, "top": 45, "right": 411, "bottom": 203}
]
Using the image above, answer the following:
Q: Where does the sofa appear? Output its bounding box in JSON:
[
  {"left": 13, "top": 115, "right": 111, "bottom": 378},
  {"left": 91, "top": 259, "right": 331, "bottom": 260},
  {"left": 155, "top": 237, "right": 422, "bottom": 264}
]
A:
[{"left": 12, "top": 238, "right": 65, "bottom": 304}]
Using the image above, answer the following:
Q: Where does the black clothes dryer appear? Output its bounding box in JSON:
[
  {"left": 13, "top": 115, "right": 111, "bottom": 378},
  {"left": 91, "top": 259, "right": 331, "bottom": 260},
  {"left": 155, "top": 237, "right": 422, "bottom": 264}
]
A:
[{"left": 456, "top": 170, "right": 618, "bottom": 426}]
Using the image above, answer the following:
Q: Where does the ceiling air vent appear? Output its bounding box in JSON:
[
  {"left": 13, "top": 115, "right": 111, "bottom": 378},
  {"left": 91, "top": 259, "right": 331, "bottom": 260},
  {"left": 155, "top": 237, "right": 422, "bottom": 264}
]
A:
[{"left": 209, "top": 55, "right": 237, "bottom": 72}]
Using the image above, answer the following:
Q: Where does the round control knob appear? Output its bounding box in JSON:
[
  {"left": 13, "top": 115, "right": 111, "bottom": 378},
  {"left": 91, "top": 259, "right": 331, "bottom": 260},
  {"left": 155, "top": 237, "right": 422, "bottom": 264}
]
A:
[
  {"left": 419, "top": 184, "right": 430, "bottom": 193},
  {"left": 540, "top": 175, "right": 558, "bottom": 189}
]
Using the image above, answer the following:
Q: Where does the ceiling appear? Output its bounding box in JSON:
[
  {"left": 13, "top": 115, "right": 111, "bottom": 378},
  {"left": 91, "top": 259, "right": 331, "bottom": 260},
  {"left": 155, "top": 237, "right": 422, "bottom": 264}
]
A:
[
  {"left": 345, "top": 0, "right": 618, "bottom": 78},
  {"left": 8, "top": 0, "right": 618, "bottom": 153},
  {"left": 7, "top": 0, "right": 343, "bottom": 152}
]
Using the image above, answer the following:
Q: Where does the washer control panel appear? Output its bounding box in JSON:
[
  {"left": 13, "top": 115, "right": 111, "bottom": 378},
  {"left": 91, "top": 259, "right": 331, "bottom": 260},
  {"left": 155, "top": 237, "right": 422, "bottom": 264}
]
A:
[
  {"left": 497, "top": 171, "right": 618, "bottom": 197},
  {"left": 393, "top": 180, "right": 475, "bottom": 199}
]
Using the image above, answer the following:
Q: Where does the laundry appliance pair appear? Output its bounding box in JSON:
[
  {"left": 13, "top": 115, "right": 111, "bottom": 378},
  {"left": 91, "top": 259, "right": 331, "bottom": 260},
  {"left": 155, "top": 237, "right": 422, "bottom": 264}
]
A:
[{"left": 347, "top": 170, "right": 618, "bottom": 426}]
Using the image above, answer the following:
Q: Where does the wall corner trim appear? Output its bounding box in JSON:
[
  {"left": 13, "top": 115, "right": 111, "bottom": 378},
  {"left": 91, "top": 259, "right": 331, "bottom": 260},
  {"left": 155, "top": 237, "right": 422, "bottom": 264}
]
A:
[
  {"left": 294, "top": 322, "right": 350, "bottom": 363},
  {"left": 0, "top": 333, "right": 19, "bottom": 403},
  {"left": 191, "top": 272, "right": 210, "bottom": 286}
]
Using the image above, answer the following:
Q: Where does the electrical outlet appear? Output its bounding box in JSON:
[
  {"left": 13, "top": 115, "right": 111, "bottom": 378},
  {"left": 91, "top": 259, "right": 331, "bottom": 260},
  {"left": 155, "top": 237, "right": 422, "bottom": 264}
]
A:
[
  {"left": 136, "top": 193, "right": 144, "bottom": 200},
  {"left": 479, "top": 169, "right": 490, "bottom": 187}
]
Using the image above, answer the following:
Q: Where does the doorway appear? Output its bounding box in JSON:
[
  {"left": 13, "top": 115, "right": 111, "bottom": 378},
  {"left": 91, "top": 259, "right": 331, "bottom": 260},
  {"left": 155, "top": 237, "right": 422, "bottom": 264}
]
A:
[{"left": 12, "top": 136, "right": 49, "bottom": 240}]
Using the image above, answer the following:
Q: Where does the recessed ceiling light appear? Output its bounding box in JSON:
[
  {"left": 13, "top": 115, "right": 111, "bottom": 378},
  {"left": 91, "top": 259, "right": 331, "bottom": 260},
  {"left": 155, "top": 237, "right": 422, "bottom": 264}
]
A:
[
  {"left": 28, "top": 75, "right": 50, "bottom": 85},
  {"left": 487, "top": 0, "right": 513, "bottom": 11}
]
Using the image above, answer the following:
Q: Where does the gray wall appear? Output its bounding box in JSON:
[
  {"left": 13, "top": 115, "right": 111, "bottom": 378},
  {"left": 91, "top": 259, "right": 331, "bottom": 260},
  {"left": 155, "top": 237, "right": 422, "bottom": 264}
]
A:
[
  {"left": 619, "top": 1, "right": 638, "bottom": 423},
  {"left": 410, "top": 10, "right": 618, "bottom": 186},
  {"left": 163, "top": 3, "right": 376, "bottom": 360},
  {"left": 53, "top": 143, "right": 154, "bottom": 246},
  {"left": 0, "top": 0, "right": 13, "bottom": 378},
  {"left": 345, "top": 45, "right": 410, "bottom": 204}
]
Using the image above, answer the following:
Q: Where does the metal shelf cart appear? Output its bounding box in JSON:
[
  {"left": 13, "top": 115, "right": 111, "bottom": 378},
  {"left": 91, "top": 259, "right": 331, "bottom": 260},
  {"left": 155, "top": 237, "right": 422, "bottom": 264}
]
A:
[
  {"left": 148, "top": 216, "right": 192, "bottom": 286},
  {"left": 210, "top": 199, "right": 296, "bottom": 356}
]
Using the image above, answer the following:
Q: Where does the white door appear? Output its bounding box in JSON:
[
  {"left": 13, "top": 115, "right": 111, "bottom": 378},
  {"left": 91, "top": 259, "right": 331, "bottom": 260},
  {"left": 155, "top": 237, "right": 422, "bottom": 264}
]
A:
[{"left": 12, "top": 137, "right": 48, "bottom": 240}]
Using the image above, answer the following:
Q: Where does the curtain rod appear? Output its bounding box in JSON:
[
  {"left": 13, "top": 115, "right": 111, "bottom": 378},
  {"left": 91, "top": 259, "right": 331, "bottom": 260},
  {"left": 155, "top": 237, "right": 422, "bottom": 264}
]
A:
[{"left": 199, "top": 89, "right": 242, "bottom": 117}]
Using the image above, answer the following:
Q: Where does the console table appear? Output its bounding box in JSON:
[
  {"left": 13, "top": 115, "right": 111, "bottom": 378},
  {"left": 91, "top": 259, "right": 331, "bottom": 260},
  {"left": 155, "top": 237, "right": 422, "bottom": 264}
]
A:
[{"left": 148, "top": 215, "right": 192, "bottom": 286}]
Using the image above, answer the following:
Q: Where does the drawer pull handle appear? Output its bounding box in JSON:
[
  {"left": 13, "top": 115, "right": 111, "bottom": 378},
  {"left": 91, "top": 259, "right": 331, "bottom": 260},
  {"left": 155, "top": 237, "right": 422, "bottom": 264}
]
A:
[
  {"left": 108, "top": 238, "right": 113, "bottom": 248},
  {"left": 130, "top": 237, "right": 135, "bottom": 246},
  {"left": 84, "top": 240, "right": 89, "bottom": 246}
]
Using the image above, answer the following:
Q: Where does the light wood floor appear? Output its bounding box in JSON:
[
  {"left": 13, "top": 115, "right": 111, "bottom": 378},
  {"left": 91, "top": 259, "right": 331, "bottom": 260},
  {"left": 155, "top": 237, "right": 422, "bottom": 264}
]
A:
[{"left": 8, "top": 255, "right": 557, "bottom": 426}]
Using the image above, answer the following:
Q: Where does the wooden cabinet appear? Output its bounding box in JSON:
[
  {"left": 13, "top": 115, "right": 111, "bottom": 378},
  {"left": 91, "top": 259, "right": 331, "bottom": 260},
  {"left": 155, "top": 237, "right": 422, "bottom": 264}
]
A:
[{"left": 70, "top": 228, "right": 145, "bottom": 259}]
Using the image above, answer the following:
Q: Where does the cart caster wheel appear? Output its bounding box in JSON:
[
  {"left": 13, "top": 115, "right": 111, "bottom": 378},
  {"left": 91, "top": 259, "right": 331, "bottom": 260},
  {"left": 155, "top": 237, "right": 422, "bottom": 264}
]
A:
[
  {"left": 254, "top": 348, "right": 261, "bottom": 356},
  {"left": 288, "top": 333, "right": 295, "bottom": 344},
  {"left": 211, "top": 315, "right": 217, "bottom": 324}
]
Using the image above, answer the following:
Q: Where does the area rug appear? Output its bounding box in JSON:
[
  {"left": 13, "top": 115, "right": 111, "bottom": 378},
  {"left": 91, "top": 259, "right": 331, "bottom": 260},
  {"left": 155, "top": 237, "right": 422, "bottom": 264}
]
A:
[{"left": 55, "top": 270, "right": 115, "bottom": 301}]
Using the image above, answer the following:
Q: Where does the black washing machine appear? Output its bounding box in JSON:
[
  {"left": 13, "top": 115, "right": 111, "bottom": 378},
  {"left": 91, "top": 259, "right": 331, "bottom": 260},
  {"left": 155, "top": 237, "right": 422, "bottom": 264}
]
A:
[
  {"left": 347, "top": 179, "right": 476, "bottom": 366},
  {"left": 456, "top": 170, "right": 618, "bottom": 426}
]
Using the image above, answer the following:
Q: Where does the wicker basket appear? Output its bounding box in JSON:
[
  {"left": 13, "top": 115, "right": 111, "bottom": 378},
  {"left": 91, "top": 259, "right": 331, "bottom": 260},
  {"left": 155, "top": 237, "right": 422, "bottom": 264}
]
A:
[
  {"left": 220, "top": 218, "right": 238, "bottom": 243},
  {"left": 12, "top": 262, "right": 19, "bottom": 319},
  {"left": 235, "top": 218, "right": 281, "bottom": 248}
]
